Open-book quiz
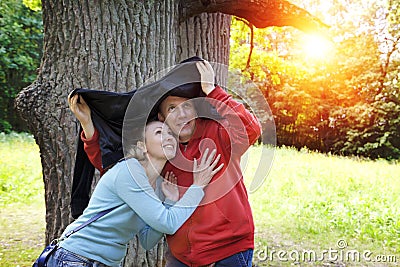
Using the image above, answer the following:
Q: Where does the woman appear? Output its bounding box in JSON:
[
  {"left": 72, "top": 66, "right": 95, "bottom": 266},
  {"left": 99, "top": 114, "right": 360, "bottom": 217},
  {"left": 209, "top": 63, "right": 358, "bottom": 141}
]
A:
[{"left": 47, "top": 109, "right": 223, "bottom": 266}]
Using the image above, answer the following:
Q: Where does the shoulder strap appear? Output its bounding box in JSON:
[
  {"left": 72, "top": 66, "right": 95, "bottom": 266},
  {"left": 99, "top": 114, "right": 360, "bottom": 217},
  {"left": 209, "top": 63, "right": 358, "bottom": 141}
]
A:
[{"left": 64, "top": 207, "right": 116, "bottom": 238}]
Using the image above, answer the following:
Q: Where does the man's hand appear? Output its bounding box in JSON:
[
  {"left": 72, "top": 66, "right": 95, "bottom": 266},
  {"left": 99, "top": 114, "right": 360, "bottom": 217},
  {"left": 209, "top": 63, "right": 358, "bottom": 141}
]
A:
[
  {"left": 196, "top": 60, "right": 215, "bottom": 95},
  {"left": 68, "top": 93, "right": 95, "bottom": 139}
]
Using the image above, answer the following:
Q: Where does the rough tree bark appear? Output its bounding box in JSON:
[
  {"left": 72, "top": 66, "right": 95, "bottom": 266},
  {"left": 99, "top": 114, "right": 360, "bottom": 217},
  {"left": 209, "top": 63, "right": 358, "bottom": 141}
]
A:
[{"left": 15, "top": 0, "right": 324, "bottom": 266}]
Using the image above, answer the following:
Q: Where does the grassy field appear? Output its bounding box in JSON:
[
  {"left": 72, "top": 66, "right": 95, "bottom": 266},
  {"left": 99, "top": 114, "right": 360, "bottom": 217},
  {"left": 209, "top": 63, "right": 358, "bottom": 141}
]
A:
[
  {"left": 247, "top": 146, "right": 399, "bottom": 266},
  {"left": 0, "top": 133, "right": 45, "bottom": 267},
  {"left": 0, "top": 133, "right": 399, "bottom": 266}
]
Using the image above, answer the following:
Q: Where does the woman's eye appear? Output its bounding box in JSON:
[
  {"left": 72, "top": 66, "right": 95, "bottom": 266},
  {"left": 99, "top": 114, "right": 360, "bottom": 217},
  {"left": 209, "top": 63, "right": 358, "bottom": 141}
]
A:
[
  {"left": 168, "top": 106, "right": 175, "bottom": 112},
  {"left": 155, "top": 130, "right": 162, "bottom": 135}
]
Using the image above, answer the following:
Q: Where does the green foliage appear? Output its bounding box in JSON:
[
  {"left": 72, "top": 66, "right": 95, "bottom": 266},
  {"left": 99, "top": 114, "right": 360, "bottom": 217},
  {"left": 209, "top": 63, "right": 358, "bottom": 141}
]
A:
[
  {"left": 326, "top": 0, "right": 400, "bottom": 160},
  {"left": 0, "top": 0, "right": 43, "bottom": 132},
  {"left": 0, "top": 119, "right": 12, "bottom": 133},
  {"left": 23, "top": 0, "right": 42, "bottom": 11},
  {"left": 229, "top": 0, "right": 400, "bottom": 160},
  {"left": 332, "top": 99, "right": 400, "bottom": 160}
]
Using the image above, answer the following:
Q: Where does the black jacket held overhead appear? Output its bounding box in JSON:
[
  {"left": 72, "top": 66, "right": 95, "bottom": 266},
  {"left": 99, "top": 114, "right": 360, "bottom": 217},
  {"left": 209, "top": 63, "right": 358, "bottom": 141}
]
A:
[{"left": 70, "top": 56, "right": 222, "bottom": 218}]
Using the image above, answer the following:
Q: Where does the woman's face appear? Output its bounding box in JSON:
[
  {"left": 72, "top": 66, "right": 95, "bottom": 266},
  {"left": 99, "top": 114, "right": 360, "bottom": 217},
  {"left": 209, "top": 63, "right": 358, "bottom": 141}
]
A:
[{"left": 144, "top": 121, "right": 177, "bottom": 161}]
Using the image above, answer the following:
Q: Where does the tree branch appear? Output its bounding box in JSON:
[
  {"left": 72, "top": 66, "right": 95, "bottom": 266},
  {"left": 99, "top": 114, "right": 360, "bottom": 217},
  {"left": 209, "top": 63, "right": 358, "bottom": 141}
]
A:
[
  {"left": 180, "top": 0, "right": 329, "bottom": 32},
  {"left": 235, "top": 17, "right": 254, "bottom": 72}
]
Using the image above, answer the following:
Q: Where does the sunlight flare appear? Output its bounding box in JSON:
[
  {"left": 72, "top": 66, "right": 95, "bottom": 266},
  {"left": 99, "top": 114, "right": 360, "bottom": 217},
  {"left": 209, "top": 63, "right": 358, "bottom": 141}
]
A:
[{"left": 302, "top": 34, "right": 333, "bottom": 60}]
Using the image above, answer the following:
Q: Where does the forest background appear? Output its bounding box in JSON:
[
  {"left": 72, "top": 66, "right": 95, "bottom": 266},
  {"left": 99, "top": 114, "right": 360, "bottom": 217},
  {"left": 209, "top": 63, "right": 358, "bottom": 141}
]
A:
[{"left": 1, "top": 0, "right": 399, "bottom": 160}]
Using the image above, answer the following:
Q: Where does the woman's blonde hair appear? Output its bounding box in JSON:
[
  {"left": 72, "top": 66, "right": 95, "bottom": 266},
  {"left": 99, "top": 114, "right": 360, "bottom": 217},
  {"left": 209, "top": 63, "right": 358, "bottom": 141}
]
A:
[
  {"left": 125, "top": 142, "right": 146, "bottom": 161},
  {"left": 123, "top": 118, "right": 159, "bottom": 161}
]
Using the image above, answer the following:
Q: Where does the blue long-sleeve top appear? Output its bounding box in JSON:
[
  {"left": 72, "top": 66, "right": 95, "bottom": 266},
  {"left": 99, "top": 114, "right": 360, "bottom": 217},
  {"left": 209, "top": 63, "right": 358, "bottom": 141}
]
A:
[{"left": 59, "top": 158, "right": 204, "bottom": 267}]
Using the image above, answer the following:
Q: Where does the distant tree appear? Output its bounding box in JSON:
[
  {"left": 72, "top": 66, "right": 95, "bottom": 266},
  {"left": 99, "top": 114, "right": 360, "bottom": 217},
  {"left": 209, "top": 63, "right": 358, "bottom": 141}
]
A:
[{"left": 328, "top": 0, "right": 400, "bottom": 159}]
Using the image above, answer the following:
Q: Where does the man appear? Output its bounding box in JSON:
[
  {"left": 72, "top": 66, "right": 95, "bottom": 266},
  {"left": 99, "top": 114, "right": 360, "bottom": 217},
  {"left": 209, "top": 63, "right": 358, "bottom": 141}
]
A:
[{"left": 70, "top": 60, "right": 261, "bottom": 266}]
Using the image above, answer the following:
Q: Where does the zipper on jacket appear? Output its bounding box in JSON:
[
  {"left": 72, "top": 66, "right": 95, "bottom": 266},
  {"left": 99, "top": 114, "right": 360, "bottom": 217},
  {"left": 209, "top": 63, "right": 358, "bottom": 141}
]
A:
[{"left": 181, "top": 142, "right": 189, "bottom": 153}]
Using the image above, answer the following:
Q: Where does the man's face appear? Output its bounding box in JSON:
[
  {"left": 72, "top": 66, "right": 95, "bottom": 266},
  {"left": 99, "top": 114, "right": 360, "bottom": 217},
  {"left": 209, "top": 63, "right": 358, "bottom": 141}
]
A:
[{"left": 158, "top": 96, "right": 197, "bottom": 143}]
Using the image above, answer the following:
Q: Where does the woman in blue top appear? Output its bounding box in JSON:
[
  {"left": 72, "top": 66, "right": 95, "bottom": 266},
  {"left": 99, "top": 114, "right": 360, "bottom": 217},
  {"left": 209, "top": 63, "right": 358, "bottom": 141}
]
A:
[{"left": 47, "top": 118, "right": 223, "bottom": 267}]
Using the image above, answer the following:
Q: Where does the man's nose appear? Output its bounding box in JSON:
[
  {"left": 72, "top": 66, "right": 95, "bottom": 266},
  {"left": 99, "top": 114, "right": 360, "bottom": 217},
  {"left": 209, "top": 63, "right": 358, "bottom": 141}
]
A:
[{"left": 176, "top": 106, "right": 187, "bottom": 118}]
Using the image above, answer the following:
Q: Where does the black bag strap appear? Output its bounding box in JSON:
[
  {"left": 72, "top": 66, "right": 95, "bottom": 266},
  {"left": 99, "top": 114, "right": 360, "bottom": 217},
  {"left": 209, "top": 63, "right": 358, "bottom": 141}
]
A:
[
  {"left": 64, "top": 207, "right": 116, "bottom": 239},
  {"left": 33, "top": 207, "right": 118, "bottom": 267}
]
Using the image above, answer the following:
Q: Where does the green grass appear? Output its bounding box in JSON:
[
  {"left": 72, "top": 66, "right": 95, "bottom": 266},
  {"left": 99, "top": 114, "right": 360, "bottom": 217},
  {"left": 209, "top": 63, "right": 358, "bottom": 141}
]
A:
[
  {"left": 0, "top": 201, "right": 45, "bottom": 267},
  {"left": 246, "top": 146, "right": 399, "bottom": 266},
  {"left": 0, "top": 133, "right": 399, "bottom": 266},
  {"left": 0, "top": 132, "right": 43, "bottom": 206},
  {"left": 0, "top": 132, "right": 45, "bottom": 267}
]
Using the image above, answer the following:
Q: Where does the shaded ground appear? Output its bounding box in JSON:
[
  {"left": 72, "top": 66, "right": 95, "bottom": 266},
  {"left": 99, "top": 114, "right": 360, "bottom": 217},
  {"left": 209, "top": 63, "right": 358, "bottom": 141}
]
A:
[{"left": 0, "top": 200, "right": 45, "bottom": 267}]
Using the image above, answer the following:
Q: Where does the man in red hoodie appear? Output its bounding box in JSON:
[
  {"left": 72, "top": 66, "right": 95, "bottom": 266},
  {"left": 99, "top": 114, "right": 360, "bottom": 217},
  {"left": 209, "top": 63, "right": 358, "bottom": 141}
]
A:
[{"left": 69, "top": 60, "right": 261, "bottom": 266}]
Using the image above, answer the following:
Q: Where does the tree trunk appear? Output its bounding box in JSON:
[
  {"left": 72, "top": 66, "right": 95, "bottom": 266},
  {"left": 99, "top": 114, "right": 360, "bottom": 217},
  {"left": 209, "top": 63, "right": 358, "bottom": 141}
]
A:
[
  {"left": 15, "top": 0, "right": 324, "bottom": 265},
  {"left": 15, "top": 1, "right": 229, "bottom": 266}
]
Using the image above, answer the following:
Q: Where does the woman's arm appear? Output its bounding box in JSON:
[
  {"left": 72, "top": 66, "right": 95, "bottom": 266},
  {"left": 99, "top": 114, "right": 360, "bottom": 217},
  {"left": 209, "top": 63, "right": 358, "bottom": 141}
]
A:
[
  {"left": 137, "top": 225, "right": 164, "bottom": 250},
  {"left": 116, "top": 161, "right": 204, "bottom": 235},
  {"left": 69, "top": 93, "right": 105, "bottom": 175},
  {"left": 136, "top": 173, "right": 178, "bottom": 249},
  {"left": 81, "top": 128, "right": 104, "bottom": 175},
  {"left": 116, "top": 151, "right": 222, "bottom": 235}
]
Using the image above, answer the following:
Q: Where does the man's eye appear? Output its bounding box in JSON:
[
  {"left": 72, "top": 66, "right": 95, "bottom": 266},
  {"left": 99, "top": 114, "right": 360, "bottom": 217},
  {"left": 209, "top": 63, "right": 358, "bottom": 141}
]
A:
[
  {"left": 155, "top": 130, "right": 162, "bottom": 134},
  {"left": 168, "top": 106, "right": 175, "bottom": 112}
]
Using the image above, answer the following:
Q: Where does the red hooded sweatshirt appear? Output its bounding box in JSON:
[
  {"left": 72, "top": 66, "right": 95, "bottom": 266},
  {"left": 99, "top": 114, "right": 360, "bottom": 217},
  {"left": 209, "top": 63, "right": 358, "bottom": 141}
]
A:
[{"left": 162, "top": 86, "right": 261, "bottom": 266}]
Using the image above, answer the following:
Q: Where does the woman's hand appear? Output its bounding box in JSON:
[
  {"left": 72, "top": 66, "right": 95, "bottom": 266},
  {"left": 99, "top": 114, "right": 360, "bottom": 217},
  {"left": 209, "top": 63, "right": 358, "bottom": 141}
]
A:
[
  {"left": 192, "top": 148, "right": 224, "bottom": 188},
  {"left": 68, "top": 93, "right": 95, "bottom": 139},
  {"left": 161, "top": 172, "right": 179, "bottom": 202},
  {"left": 196, "top": 60, "right": 215, "bottom": 95}
]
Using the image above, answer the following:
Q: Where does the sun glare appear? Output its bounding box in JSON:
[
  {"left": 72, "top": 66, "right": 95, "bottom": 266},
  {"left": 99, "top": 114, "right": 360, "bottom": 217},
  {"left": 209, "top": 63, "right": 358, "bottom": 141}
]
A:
[{"left": 302, "top": 34, "right": 333, "bottom": 60}]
